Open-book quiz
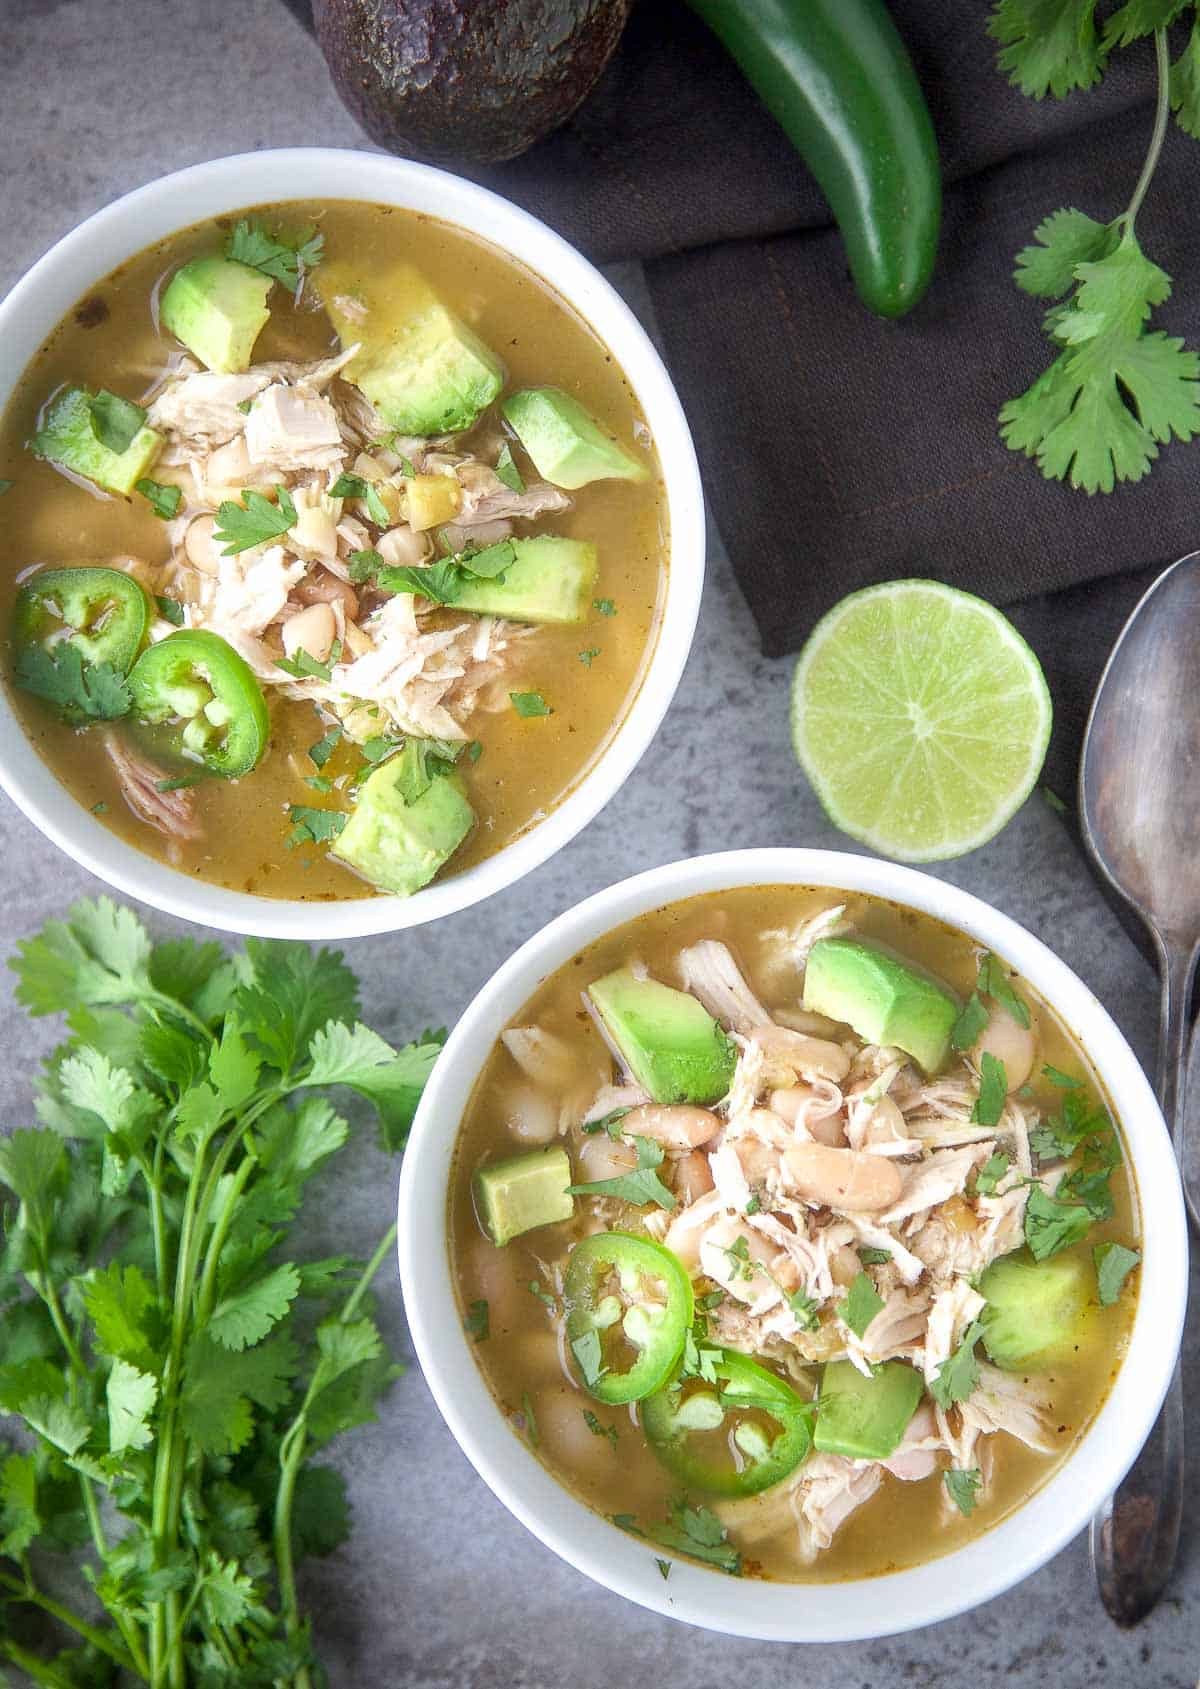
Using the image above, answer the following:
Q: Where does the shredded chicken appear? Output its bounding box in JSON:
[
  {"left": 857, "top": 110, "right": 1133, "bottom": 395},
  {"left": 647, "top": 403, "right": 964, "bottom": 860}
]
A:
[
  {"left": 244, "top": 384, "right": 345, "bottom": 473},
  {"left": 455, "top": 459, "right": 572, "bottom": 526},
  {"left": 678, "top": 940, "right": 773, "bottom": 1034},
  {"left": 960, "top": 1363, "right": 1058, "bottom": 1453},
  {"left": 104, "top": 733, "right": 202, "bottom": 844}
]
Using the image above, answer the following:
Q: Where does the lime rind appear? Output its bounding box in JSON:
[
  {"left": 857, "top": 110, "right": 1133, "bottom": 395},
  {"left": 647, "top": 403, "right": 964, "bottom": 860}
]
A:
[{"left": 791, "top": 580, "right": 1052, "bottom": 863}]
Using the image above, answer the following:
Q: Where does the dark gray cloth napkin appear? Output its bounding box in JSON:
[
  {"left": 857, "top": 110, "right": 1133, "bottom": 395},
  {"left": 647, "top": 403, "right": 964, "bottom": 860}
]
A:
[{"left": 282, "top": 0, "right": 1198, "bottom": 803}]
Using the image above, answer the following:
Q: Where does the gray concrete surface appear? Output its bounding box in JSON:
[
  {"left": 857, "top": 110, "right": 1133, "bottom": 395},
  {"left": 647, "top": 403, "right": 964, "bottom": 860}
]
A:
[{"left": 0, "top": 2, "right": 1195, "bottom": 1684}]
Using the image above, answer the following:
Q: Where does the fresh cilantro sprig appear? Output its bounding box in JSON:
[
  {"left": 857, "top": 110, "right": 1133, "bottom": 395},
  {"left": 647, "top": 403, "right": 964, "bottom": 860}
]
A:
[
  {"left": 351, "top": 539, "right": 515, "bottom": 607},
  {"left": 928, "top": 1318, "right": 984, "bottom": 1410},
  {"left": 14, "top": 641, "right": 132, "bottom": 724},
  {"left": 226, "top": 217, "right": 324, "bottom": 290},
  {"left": 994, "top": 13, "right": 1200, "bottom": 491},
  {"left": 213, "top": 485, "right": 297, "bottom": 554},
  {"left": 566, "top": 1134, "right": 677, "bottom": 1210},
  {"left": 0, "top": 897, "right": 444, "bottom": 1685}
]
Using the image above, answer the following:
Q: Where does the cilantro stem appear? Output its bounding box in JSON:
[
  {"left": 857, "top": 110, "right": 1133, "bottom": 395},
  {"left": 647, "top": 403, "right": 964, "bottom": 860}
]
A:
[
  {"left": 273, "top": 1223, "right": 398, "bottom": 1689},
  {"left": 1124, "top": 28, "right": 1171, "bottom": 233},
  {"left": 0, "top": 1570, "right": 144, "bottom": 1677}
]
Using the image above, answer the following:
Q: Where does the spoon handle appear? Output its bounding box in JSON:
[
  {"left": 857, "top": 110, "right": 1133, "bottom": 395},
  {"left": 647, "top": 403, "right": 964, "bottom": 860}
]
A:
[{"left": 1090, "top": 942, "right": 1194, "bottom": 1624}]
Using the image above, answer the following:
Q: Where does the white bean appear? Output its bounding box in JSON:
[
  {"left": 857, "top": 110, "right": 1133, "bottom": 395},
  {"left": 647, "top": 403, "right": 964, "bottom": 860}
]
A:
[
  {"left": 503, "top": 1084, "right": 559, "bottom": 1146},
  {"left": 975, "top": 1005, "right": 1037, "bottom": 1092},
  {"left": 620, "top": 1105, "right": 721, "bottom": 1149},
  {"left": 377, "top": 524, "right": 432, "bottom": 568},
  {"left": 672, "top": 1150, "right": 715, "bottom": 1204},
  {"left": 184, "top": 515, "right": 221, "bottom": 575},
  {"left": 576, "top": 1135, "right": 636, "bottom": 1183},
  {"left": 781, "top": 1143, "right": 903, "bottom": 1211},
  {"left": 770, "top": 1086, "right": 846, "bottom": 1147},
  {"left": 750, "top": 1025, "right": 852, "bottom": 1083},
  {"left": 281, "top": 602, "right": 336, "bottom": 662}
]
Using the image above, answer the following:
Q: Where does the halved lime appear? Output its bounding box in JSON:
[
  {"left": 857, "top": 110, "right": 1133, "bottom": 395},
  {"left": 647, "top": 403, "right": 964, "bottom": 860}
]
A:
[{"left": 791, "top": 581, "right": 1052, "bottom": 862}]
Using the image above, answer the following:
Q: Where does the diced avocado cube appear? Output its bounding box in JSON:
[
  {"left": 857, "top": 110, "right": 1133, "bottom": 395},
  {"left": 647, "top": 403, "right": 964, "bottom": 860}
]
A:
[
  {"left": 454, "top": 537, "right": 598, "bottom": 625},
  {"left": 406, "top": 473, "right": 461, "bottom": 531},
  {"left": 475, "top": 1147, "right": 575, "bottom": 1247},
  {"left": 331, "top": 761, "right": 474, "bottom": 896},
  {"left": 979, "top": 1250, "right": 1092, "bottom": 1371},
  {"left": 32, "top": 387, "right": 162, "bottom": 497},
  {"left": 803, "top": 938, "right": 958, "bottom": 1074},
  {"left": 501, "top": 387, "right": 649, "bottom": 489},
  {"left": 814, "top": 1359, "right": 923, "bottom": 1461},
  {"left": 159, "top": 257, "right": 273, "bottom": 374},
  {"left": 318, "top": 259, "right": 503, "bottom": 436},
  {"left": 587, "top": 969, "right": 736, "bottom": 1105}
]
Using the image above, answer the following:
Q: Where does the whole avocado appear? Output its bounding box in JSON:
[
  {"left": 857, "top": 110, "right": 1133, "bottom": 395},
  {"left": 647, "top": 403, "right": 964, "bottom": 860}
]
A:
[{"left": 313, "top": 0, "right": 634, "bottom": 166}]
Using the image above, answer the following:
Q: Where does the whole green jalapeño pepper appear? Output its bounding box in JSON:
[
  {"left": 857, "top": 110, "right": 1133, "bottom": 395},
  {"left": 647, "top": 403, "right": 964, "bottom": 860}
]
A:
[
  {"left": 127, "top": 629, "right": 269, "bottom": 778},
  {"left": 563, "top": 1233, "right": 693, "bottom": 1405},
  {"left": 642, "top": 1350, "right": 813, "bottom": 1497},
  {"left": 14, "top": 565, "right": 149, "bottom": 673},
  {"left": 686, "top": 0, "right": 941, "bottom": 318}
]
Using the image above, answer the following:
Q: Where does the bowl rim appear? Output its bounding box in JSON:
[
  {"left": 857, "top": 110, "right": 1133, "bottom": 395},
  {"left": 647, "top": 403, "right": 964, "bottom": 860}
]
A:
[
  {"left": 0, "top": 146, "right": 704, "bottom": 939},
  {"left": 397, "top": 846, "right": 1188, "bottom": 1643}
]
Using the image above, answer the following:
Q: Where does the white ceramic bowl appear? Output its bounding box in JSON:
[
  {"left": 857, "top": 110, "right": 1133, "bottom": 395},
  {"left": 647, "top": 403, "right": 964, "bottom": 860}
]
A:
[
  {"left": 398, "top": 847, "right": 1188, "bottom": 1643},
  {"left": 0, "top": 148, "right": 704, "bottom": 939}
]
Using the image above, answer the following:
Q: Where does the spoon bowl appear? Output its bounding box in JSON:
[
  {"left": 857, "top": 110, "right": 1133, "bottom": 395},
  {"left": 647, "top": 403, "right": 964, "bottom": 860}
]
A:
[{"left": 1079, "top": 549, "right": 1199, "bottom": 1627}]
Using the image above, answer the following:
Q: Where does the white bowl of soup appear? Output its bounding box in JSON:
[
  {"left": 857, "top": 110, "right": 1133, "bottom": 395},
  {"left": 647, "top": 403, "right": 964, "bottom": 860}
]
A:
[
  {"left": 398, "top": 848, "right": 1187, "bottom": 1642},
  {"left": 0, "top": 149, "right": 702, "bottom": 937}
]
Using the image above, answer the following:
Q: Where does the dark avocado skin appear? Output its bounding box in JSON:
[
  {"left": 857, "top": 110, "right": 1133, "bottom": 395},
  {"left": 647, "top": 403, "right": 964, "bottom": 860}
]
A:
[{"left": 313, "top": 0, "right": 634, "bottom": 166}]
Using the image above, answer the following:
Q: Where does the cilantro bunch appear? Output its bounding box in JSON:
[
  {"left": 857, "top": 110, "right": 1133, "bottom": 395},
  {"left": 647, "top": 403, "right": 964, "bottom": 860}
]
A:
[
  {"left": 0, "top": 898, "right": 443, "bottom": 1687},
  {"left": 992, "top": 3, "right": 1200, "bottom": 490}
]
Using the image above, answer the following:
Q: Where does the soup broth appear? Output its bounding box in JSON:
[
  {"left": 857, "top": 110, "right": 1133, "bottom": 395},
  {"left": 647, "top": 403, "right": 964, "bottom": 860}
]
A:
[
  {"left": 0, "top": 202, "right": 665, "bottom": 899},
  {"left": 450, "top": 887, "right": 1139, "bottom": 1583}
]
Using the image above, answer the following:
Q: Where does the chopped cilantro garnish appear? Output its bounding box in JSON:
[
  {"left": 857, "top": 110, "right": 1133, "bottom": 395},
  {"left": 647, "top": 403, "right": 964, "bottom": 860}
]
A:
[
  {"left": 213, "top": 485, "right": 296, "bottom": 555},
  {"left": 1042, "top": 1064, "right": 1081, "bottom": 1089},
  {"left": 510, "top": 690, "right": 551, "bottom": 718},
  {"left": 308, "top": 723, "right": 343, "bottom": 768},
  {"left": 858, "top": 1246, "right": 892, "bottom": 1266},
  {"left": 566, "top": 1135, "right": 676, "bottom": 1210},
  {"left": 944, "top": 1468, "right": 983, "bottom": 1517},
  {"left": 951, "top": 991, "right": 989, "bottom": 1052},
  {"left": 87, "top": 389, "right": 146, "bottom": 453},
  {"left": 494, "top": 443, "right": 525, "bottom": 493},
  {"left": 347, "top": 547, "right": 385, "bottom": 583},
  {"left": 329, "top": 472, "right": 391, "bottom": 528},
  {"left": 578, "top": 646, "right": 601, "bottom": 667},
  {"left": 1024, "top": 1185, "right": 1092, "bottom": 1261},
  {"left": 971, "top": 1051, "right": 1008, "bottom": 1128},
  {"left": 0, "top": 479, "right": 12, "bottom": 496},
  {"left": 1042, "top": 785, "right": 1068, "bottom": 817},
  {"left": 520, "top": 1390, "right": 539, "bottom": 1447},
  {"left": 976, "top": 953, "right": 1031, "bottom": 1028},
  {"left": 276, "top": 645, "right": 336, "bottom": 683},
  {"left": 744, "top": 1193, "right": 761, "bottom": 1216},
  {"left": 155, "top": 594, "right": 185, "bottom": 626},
  {"left": 570, "top": 1328, "right": 606, "bottom": 1390},
  {"left": 528, "top": 1279, "right": 556, "bottom": 1313},
  {"left": 837, "top": 1271, "right": 883, "bottom": 1338},
  {"left": 1094, "top": 1242, "right": 1140, "bottom": 1306},
  {"left": 225, "top": 216, "right": 324, "bottom": 288},
  {"left": 593, "top": 597, "right": 616, "bottom": 616},
  {"left": 928, "top": 1319, "right": 983, "bottom": 1410},
  {"left": 137, "top": 478, "right": 183, "bottom": 519},
  {"left": 583, "top": 1409, "right": 618, "bottom": 1447},
  {"left": 286, "top": 805, "right": 347, "bottom": 848},
  {"left": 975, "top": 1152, "right": 1011, "bottom": 1196},
  {"left": 463, "top": 1299, "right": 489, "bottom": 1343},
  {"left": 656, "top": 1558, "right": 672, "bottom": 1581},
  {"left": 90, "top": 800, "right": 109, "bottom": 815},
  {"left": 580, "top": 1107, "right": 631, "bottom": 1137},
  {"left": 14, "top": 644, "right": 131, "bottom": 724}
]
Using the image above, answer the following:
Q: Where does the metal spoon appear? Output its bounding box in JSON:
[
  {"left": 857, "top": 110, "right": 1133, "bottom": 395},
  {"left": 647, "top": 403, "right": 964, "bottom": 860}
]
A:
[{"left": 1079, "top": 549, "right": 1198, "bottom": 1626}]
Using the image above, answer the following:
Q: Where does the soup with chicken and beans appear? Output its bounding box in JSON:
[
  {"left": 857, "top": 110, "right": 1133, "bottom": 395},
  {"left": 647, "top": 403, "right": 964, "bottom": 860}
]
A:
[
  {"left": 450, "top": 887, "right": 1139, "bottom": 1582},
  {"left": 0, "top": 203, "right": 664, "bottom": 899}
]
